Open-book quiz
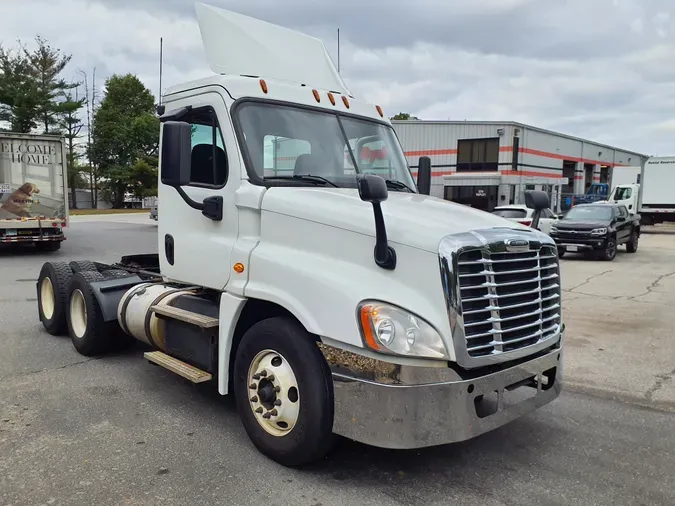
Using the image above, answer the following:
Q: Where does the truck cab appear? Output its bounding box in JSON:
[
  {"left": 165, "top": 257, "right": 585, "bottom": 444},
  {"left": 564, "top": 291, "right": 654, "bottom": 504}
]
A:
[
  {"left": 605, "top": 183, "right": 640, "bottom": 214},
  {"left": 34, "top": 2, "right": 564, "bottom": 467}
]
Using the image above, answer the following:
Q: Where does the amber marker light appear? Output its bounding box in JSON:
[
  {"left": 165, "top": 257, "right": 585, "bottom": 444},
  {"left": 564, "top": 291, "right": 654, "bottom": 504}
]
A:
[
  {"left": 359, "top": 305, "right": 381, "bottom": 351},
  {"left": 376, "top": 105, "right": 384, "bottom": 117},
  {"left": 342, "top": 96, "right": 350, "bottom": 108},
  {"left": 327, "top": 92, "right": 336, "bottom": 105},
  {"left": 312, "top": 89, "right": 321, "bottom": 102},
  {"left": 233, "top": 263, "right": 245, "bottom": 273},
  {"left": 259, "top": 79, "right": 268, "bottom": 94}
]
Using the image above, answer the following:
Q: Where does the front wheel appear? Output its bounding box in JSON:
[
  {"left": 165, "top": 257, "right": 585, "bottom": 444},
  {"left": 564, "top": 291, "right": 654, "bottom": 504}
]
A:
[
  {"left": 233, "top": 316, "right": 334, "bottom": 467},
  {"left": 601, "top": 237, "right": 617, "bottom": 261},
  {"left": 626, "top": 231, "right": 639, "bottom": 253}
]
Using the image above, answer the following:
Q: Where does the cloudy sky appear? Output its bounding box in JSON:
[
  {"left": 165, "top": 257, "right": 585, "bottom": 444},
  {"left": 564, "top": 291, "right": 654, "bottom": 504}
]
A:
[{"left": 1, "top": 0, "right": 673, "bottom": 155}]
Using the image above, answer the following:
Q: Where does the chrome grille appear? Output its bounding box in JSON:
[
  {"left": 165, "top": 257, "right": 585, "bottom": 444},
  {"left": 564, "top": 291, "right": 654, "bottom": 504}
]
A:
[
  {"left": 439, "top": 228, "right": 563, "bottom": 368},
  {"left": 458, "top": 246, "right": 561, "bottom": 357}
]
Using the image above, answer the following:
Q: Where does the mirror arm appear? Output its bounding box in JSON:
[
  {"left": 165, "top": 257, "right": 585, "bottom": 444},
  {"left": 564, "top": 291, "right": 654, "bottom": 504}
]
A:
[
  {"left": 174, "top": 186, "right": 223, "bottom": 221},
  {"left": 371, "top": 201, "right": 397, "bottom": 270}
]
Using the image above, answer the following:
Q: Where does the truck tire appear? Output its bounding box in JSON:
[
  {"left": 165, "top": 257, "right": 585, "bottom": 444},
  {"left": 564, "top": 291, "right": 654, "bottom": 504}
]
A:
[
  {"left": 557, "top": 247, "right": 566, "bottom": 259},
  {"left": 66, "top": 271, "right": 121, "bottom": 356},
  {"left": 69, "top": 260, "right": 98, "bottom": 273},
  {"left": 37, "top": 261, "right": 74, "bottom": 335},
  {"left": 601, "top": 236, "right": 617, "bottom": 261},
  {"left": 36, "top": 241, "right": 61, "bottom": 252},
  {"left": 626, "top": 231, "right": 639, "bottom": 253},
  {"left": 233, "top": 316, "right": 334, "bottom": 467}
]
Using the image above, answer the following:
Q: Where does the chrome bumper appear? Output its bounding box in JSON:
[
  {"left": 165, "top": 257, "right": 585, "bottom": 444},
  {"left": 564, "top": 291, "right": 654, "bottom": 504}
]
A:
[{"left": 322, "top": 337, "right": 563, "bottom": 450}]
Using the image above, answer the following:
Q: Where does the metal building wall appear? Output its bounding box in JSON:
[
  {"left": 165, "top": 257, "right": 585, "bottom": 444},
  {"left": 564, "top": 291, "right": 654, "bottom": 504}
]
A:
[{"left": 392, "top": 121, "right": 514, "bottom": 198}]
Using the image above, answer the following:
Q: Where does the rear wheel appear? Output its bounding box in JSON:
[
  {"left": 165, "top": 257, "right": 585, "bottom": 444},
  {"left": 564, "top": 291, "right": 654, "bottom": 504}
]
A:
[
  {"left": 66, "top": 271, "right": 122, "bottom": 356},
  {"left": 233, "top": 316, "right": 334, "bottom": 467},
  {"left": 626, "top": 231, "right": 639, "bottom": 253},
  {"left": 69, "top": 260, "right": 98, "bottom": 273},
  {"left": 557, "top": 247, "right": 566, "bottom": 258},
  {"left": 37, "top": 262, "right": 74, "bottom": 335}
]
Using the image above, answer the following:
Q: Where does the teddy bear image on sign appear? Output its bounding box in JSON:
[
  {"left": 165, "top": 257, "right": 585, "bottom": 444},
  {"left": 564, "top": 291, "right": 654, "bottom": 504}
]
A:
[{"left": 0, "top": 182, "right": 40, "bottom": 218}]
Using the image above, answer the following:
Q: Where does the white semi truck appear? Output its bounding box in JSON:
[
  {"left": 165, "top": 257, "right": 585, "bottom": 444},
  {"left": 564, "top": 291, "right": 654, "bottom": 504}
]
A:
[
  {"left": 0, "top": 132, "right": 68, "bottom": 250},
  {"left": 34, "top": 3, "right": 564, "bottom": 466},
  {"left": 605, "top": 157, "right": 675, "bottom": 225}
]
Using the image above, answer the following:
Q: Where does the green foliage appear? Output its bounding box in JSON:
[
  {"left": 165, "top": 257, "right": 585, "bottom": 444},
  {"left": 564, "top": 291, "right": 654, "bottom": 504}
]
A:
[
  {"left": 0, "top": 36, "right": 76, "bottom": 134},
  {"left": 59, "top": 87, "right": 87, "bottom": 207},
  {"left": 390, "top": 112, "right": 419, "bottom": 120},
  {"left": 0, "top": 45, "right": 41, "bottom": 132},
  {"left": 91, "top": 74, "right": 159, "bottom": 208}
]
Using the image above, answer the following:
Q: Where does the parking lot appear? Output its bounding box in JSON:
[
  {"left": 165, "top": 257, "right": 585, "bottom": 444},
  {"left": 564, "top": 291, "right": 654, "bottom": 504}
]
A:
[{"left": 1, "top": 215, "right": 675, "bottom": 506}]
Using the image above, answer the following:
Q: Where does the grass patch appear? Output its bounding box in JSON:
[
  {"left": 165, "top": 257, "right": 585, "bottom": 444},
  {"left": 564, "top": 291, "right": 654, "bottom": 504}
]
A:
[{"left": 70, "top": 208, "right": 150, "bottom": 216}]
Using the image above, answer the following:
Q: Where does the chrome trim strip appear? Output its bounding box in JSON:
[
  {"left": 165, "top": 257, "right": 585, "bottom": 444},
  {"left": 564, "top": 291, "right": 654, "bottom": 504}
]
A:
[{"left": 439, "top": 227, "right": 563, "bottom": 369}]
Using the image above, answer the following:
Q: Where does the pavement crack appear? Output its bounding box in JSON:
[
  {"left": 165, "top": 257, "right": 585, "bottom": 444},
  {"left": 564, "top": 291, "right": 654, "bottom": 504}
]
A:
[
  {"left": 567, "top": 270, "right": 613, "bottom": 293},
  {"left": 0, "top": 358, "right": 96, "bottom": 381},
  {"left": 645, "top": 367, "right": 675, "bottom": 401},
  {"left": 628, "top": 270, "right": 675, "bottom": 301}
]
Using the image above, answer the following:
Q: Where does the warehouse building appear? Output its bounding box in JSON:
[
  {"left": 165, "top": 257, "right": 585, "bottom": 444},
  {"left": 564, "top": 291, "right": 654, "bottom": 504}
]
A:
[{"left": 392, "top": 120, "right": 648, "bottom": 213}]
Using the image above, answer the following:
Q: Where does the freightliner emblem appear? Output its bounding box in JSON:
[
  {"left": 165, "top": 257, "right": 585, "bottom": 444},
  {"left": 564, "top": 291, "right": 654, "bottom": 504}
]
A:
[{"left": 504, "top": 238, "right": 530, "bottom": 252}]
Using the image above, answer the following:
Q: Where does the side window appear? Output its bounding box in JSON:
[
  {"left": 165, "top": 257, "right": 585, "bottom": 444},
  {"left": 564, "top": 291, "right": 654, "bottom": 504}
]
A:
[
  {"left": 541, "top": 208, "right": 554, "bottom": 219},
  {"left": 619, "top": 206, "right": 629, "bottom": 218},
  {"left": 263, "top": 135, "right": 311, "bottom": 177},
  {"left": 185, "top": 107, "right": 228, "bottom": 187}
]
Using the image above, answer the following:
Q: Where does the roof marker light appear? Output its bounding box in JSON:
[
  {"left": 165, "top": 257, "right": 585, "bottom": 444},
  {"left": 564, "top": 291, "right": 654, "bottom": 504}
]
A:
[
  {"left": 342, "top": 96, "right": 350, "bottom": 109},
  {"left": 259, "top": 79, "right": 268, "bottom": 93},
  {"left": 327, "top": 92, "right": 336, "bottom": 105},
  {"left": 376, "top": 105, "right": 384, "bottom": 117},
  {"left": 312, "top": 89, "right": 321, "bottom": 102}
]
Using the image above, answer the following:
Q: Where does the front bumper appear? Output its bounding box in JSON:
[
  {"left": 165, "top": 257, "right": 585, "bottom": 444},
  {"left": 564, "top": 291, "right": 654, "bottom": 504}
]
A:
[
  {"left": 322, "top": 335, "right": 563, "bottom": 449},
  {"left": 553, "top": 236, "right": 608, "bottom": 251}
]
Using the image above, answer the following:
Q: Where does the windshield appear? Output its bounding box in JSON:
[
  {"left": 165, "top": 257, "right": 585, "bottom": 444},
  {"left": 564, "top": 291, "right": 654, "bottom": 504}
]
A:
[
  {"left": 492, "top": 208, "right": 528, "bottom": 219},
  {"left": 235, "top": 102, "right": 416, "bottom": 190},
  {"left": 564, "top": 205, "right": 614, "bottom": 221},
  {"left": 613, "top": 187, "right": 632, "bottom": 200}
]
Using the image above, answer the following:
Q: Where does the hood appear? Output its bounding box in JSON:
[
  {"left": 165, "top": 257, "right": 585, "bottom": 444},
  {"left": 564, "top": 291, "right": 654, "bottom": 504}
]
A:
[
  {"left": 261, "top": 187, "right": 531, "bottom": 253},
  {"left": 556, "top": 220, "right": 610, "bottom": 230}
]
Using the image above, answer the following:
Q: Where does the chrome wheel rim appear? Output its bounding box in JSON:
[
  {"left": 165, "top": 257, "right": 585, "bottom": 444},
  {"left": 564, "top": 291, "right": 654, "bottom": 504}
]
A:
[{"left": 247, "top": 349, "right": 300, "bottom": 437}]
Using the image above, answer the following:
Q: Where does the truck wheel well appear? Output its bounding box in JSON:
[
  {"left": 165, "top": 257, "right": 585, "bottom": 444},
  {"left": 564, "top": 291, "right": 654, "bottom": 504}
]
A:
[{"left": 228, "top": 299, "right": 317, "bottom": 388}]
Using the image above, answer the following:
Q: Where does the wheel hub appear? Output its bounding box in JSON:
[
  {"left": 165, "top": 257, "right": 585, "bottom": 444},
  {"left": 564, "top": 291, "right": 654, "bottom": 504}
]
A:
[{"left": 247, "top": 350, "right": 300, "bottom": 437}]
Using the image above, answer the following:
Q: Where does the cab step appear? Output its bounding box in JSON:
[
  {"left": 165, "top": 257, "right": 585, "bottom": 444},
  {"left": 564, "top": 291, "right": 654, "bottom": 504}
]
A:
[
  {"left": 144, "top": 351, "right": 213, "bottom": 383},
  {"left": 150, "top": 304, "right": 219, "bottom": 329}
]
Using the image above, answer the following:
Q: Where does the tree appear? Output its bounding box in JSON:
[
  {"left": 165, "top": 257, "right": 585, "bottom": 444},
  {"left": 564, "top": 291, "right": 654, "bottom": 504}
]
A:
[
  {"left": 390, "top": 112, "right": 419, "bottom": 120},
  {"left": 91, "top": 74, "right": 159, "bottom": 208},
  {"left": 79, "top": 68, "right": 100, "bottom": 208},
  {"left": 23, "top": 36, "right": 77, "bottom": 133},
  {"left": 0, "top": 44, "right": 41, "bottom": 132},
  {"left": 58, "top": 85, "right": 86, "bottom": 208}
]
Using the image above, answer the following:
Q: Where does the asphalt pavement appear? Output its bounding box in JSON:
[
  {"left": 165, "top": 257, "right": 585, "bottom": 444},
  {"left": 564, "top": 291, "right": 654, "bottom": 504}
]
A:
[{"left": 1, "top": 215, "right": 674, "bottom": 506}]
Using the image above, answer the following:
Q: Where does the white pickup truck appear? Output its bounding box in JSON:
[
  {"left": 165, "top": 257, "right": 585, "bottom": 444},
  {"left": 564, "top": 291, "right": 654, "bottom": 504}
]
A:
[
  {"left": 0, "top": 133, "right": 68, "bottom": 250},
  {"left": 33, "top": 2, "right": 564, "bottom": 467}
]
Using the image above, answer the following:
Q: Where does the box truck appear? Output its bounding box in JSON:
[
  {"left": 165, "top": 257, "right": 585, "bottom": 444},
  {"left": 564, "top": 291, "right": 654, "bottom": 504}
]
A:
[
  {"left": 606, "top": 157, "right": 675, "bottom": 225},
  {"left": 0, "top": 132, "right": 68, "bottom": 250},
  {"left": 33, "top": 3, "right": 564, "bottom": 467}
]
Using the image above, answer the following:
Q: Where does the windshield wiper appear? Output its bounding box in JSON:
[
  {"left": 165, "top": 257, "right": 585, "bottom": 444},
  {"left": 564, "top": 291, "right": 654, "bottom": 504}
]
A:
[
  {"left": 265, "top": 174, "right": 340, "bottom": 188},
  {"left": 385, "top": 179, "right": 415, "bottom": 193}
]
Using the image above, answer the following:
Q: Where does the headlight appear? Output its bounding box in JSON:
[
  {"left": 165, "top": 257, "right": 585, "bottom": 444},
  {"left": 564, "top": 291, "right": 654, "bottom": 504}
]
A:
[
  {"left": 357, "top": 301, "right": 448, "bottom": 359},
  {"left": 590, "top": 227, "right": 607, "bottom": 235}
]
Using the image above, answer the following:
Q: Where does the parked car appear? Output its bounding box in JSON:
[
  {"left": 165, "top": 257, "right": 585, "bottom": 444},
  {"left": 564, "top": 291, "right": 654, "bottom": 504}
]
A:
[
  {"left": 491, "top": 204, "right": 558, "bottom": 235},
  {"left": 549, "top": 203, "right": 640, "bottom": 261},
  {"left": 149, "top": 202, "right": 158, "bottom": 221}
]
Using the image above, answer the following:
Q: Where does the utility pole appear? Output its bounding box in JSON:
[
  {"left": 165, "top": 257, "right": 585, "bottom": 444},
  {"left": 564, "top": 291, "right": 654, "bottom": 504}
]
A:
[{"left": 337, "top": 29, "right": 340, "bottom": 73}]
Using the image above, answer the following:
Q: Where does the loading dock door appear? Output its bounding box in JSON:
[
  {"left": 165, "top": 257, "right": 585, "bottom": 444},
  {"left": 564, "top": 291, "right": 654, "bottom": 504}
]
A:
[{"left": 445, "top": 185, "right": 499, "bottom": 212}]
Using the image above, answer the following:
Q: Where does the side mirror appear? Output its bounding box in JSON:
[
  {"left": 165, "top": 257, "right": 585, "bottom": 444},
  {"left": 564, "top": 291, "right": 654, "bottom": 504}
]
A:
[
  {"left": 524, "top": 189, "right": 550, "bottom": 211},
  {"left": 417, "top": 156, "right": 432, "bottom": 195},
  {"left": 524, "top": 190, "right": 550, "bottom": 230},
  {"left": 356, "top": 174, "right": 395, "bottom": 270},
  {"left": 160, "top": 121, "right": 192, "bottom": 187},
  {"left": 357, "top": 173, "right": 388, "bottom": 203}
]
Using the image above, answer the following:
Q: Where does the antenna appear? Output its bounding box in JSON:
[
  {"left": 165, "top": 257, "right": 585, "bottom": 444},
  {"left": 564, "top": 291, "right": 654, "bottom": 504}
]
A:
[
  {"left": 337, "top": 28, "right": 340, "bottom": 73},
  {"left": 159, "top": 37, "right": 164, "bottom": 105}
]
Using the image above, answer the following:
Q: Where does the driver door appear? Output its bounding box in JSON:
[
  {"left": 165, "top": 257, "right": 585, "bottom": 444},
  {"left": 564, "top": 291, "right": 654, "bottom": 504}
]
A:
[{"left": 158, "top": 91, "right": 239, "bottom": 290}]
